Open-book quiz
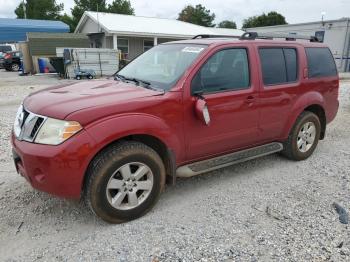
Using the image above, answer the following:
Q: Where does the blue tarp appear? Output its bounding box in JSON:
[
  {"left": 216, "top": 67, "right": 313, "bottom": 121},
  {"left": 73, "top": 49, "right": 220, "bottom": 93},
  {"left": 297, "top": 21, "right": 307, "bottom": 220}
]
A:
[{"left": 0, "top": 18, "right": 69, "bottom": 43}]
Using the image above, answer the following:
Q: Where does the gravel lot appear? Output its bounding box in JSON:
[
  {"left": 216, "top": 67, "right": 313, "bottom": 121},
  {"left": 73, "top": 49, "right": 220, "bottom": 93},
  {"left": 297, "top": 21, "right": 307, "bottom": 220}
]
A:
[{"left": 0, "top": 69, "right": 349, "bottom": 261}]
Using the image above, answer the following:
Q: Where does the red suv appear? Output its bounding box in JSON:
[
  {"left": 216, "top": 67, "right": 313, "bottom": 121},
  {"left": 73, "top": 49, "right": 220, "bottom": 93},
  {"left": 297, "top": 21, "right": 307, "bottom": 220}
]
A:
[{"left": 11, "top": 33, "right": 339, "bottom": 223}]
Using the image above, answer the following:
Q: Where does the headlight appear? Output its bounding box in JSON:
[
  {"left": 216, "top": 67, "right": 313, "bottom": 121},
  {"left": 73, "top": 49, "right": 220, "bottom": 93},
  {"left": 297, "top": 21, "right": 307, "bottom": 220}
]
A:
[
  {"left": 34, "top": 118, "right": 82, "bottom": 145},
  {"left": 13, "top": 104, "right": 24, "bottom": 137}
]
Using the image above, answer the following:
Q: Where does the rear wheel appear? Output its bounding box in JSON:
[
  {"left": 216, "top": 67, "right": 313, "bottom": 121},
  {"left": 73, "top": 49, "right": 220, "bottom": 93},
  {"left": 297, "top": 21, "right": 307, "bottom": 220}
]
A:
[
  {"left": 282, "top": 111, "right": 321, "bottom": 161},
  {"left": 11, "top": 63, "right": 19, "bottom": 71},
  {"left": 84, "top": 141, "right": 166, "bottom": 223}
]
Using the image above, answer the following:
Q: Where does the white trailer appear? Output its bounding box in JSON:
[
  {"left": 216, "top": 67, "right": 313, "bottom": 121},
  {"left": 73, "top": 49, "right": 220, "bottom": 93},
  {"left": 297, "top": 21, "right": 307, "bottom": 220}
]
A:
[{"left": 56, "top": 47, "right": 120, "bottom": 79}]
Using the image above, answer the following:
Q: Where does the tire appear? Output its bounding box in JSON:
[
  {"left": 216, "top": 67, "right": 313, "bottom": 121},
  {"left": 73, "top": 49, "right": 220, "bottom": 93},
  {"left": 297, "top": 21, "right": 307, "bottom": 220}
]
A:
[
  {"left": 84, "top": 141, "right": 166, "bottom": 223},
  {"left": 282, "top": 111, "right": 321, "bottom": 161},
  {"left": 11, "top": 63, "right": 19, "bottom": 71},
  {"left": 75, "top": 75, "right": 81, "bottom": 80},
  {"left": 87, "top": 74, "right": 93, "bottom": 80}
]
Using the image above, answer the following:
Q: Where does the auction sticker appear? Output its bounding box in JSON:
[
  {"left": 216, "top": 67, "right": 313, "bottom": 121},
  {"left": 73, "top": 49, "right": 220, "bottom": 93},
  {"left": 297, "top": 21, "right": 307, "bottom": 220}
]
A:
[{"left": 182, "top": 47, "right": 204, "bottom": 53}]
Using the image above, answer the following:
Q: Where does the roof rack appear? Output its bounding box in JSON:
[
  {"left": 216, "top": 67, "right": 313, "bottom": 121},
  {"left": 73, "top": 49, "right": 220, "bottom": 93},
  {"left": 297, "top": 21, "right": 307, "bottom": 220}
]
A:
[
  {"left": 239, "top": 32, "right": 320, "bottom": 42},
  {"left": 192, "top": 34, "right": 240, "bottom": 39}
]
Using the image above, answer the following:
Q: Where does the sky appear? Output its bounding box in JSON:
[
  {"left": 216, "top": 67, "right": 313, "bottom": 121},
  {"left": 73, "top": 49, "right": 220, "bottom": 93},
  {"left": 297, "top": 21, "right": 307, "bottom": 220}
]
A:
[{"left": 0, "top": 0, "right": 349, "bottom": 28}]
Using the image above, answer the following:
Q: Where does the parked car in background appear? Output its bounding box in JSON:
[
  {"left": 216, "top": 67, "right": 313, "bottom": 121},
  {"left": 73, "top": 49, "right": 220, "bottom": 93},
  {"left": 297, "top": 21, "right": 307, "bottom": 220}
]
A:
[
  {"left": 0, "top": 44, "right": 16, "bottom": 68},
  {"left": 74, "top": 69, "right": 96, "bottom": 80},
  {"left": 11, "top": 33, "right": 339, "bottom": 223},
  {"left": 3, "top": 51, "right": 21, "bottom": 71}
]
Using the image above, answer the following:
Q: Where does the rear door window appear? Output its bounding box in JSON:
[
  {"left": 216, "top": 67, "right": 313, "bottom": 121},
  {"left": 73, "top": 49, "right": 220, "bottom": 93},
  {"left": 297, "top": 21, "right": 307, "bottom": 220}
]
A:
[
  {"left": 305, "top": 47, "right": 337, "bottom": 78},
  {"left": 259, "top": 48, "right": 298, "bottom": 85}
]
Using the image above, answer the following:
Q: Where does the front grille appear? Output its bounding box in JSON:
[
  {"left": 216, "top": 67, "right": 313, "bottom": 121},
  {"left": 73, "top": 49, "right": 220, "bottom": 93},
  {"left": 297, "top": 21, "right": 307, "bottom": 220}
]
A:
[
  {"left": 30, "top": 117, "right": 44, "bottom": 138},
  {"left": 22, "top": 109, "right": 30, "bottom": 123},
  {"left": 16, "top": 108, "right": 46, "bottom": 142}
]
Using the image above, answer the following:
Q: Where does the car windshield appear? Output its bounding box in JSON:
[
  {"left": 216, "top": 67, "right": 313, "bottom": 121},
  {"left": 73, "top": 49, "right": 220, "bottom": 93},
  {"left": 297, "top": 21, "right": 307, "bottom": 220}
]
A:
[{"left": 117, "top": 43, "right": 207, "bottom": 91}]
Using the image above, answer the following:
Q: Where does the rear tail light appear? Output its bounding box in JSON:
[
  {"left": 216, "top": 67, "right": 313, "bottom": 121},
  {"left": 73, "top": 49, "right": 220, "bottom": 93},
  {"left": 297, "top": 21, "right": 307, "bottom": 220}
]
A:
[{"left": 4, "top": 54, "right": 11, "bottom": 59}]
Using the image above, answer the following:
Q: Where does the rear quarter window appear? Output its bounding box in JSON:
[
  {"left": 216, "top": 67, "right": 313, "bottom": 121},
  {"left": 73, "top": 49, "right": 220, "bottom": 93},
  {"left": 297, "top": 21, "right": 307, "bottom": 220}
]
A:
[{"left": 305, "top": 47, "right": 337, "bottom": 78}]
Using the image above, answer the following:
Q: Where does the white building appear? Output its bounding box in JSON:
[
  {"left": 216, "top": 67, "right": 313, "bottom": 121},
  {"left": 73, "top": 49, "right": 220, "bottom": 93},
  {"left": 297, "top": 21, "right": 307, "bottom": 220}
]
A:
[
  {"left": 246, "top": 18, "right": 350, "bottom": 72},
  {"left": 75, "top": 11, "right": 243, "bottom": 60}
]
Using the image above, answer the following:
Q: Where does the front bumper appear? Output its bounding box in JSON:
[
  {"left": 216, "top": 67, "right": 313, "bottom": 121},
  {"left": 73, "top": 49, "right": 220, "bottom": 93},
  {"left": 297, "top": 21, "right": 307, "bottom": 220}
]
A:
[{"left": 11, "top": 130, "right": 96, "bottom": 199}]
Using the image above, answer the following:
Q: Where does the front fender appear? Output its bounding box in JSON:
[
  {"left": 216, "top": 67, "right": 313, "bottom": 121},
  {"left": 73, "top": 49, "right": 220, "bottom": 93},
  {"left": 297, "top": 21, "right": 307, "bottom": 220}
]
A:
[
  {"left": 281, "top": 91, "right": 325, "bottom": 139},
  {"left": 84, "top": 113, "right": 183, "bottom": 163}
]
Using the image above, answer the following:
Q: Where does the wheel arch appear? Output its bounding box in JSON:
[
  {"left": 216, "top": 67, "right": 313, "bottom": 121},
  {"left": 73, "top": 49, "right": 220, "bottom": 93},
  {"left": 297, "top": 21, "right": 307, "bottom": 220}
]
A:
[
  {"left": 82, "top": 133, "right": 177, "bottom": 194},
  {"left": 303, "top": 104, "right": 326, "bottom": 139},
  {"left": 283, "top": 90, "right": 327, "bottom": 140}
]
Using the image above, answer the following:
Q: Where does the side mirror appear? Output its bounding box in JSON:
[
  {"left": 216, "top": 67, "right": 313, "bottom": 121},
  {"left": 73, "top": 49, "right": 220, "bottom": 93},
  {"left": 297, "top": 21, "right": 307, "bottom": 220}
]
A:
[{"left": 195, "top": 98, "right": 210, "bottom": 125}]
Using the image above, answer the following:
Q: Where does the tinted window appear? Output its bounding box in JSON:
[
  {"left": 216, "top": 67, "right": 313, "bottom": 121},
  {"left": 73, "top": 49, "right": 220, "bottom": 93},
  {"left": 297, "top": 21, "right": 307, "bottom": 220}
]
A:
[
  {"left": 284, "top": 48, "right": 297, "bottom": 82},
  {"left": 259, "top": 48, "right": 298, "bottom": 85},
  {"left": 192, "top": 48, "right": 250, "bottom": 94},
  {"left": 306, "top": 47, "right": 337, "bottom": 78},
  {"left": 259, "top": 48, "right": 287, "bottom": 85}
]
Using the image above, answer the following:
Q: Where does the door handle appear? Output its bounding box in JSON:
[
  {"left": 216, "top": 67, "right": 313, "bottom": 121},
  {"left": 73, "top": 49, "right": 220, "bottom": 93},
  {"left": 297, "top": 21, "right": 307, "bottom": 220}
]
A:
[{"left": 245, "top": 95, "right": 256, "bottom": 104}]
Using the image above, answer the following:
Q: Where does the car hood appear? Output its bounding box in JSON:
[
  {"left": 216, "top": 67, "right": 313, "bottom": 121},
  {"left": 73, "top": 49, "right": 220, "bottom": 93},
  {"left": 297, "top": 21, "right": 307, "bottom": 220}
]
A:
[{"left": 24, "top": 79, "right": 163, "bottom": 120}]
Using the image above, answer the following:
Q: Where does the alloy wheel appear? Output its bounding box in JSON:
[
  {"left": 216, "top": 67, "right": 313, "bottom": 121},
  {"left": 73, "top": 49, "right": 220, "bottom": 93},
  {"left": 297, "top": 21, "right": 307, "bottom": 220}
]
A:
[
  {"left": 106, "top": 162, "right": 154, "bottom": 210},
  {"left": 297, "top": 121, "right": 316, "bottom": 153}
]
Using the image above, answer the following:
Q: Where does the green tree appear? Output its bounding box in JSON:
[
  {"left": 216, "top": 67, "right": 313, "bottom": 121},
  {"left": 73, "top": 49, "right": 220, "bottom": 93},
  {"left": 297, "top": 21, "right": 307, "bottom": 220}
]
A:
[
  {"left": 217, "top": 20, "right": 237, "bottom": 29},
  {"left": 60, "top": 13, "right": 75, "bottom": 32},
  {"left": 71, "top": 0, "right": 135, "bottom": 32},
  {"left": 178, "top": 4, "right": 215, "bottom": 27},
  {"left": 71, "top": 0, "right": 107, "bottom": 29},
  {"left": 15, "top": 0, "right": 64, "bottom": 20},
  {"left": 108, "top": 0, "right": 134, "bottom": 15},
  {"left": 242, "top": 11, "right": 287, "bottom": 28}
]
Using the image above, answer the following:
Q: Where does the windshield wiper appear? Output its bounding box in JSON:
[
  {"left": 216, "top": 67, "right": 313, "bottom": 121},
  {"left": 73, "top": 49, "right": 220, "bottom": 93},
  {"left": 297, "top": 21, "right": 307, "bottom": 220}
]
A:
[
  {"left": 115, "top": 73, "right": 127, "bottom": 81},
  {"left": 115, "top": 74, "right": 164, "bottom": 93},
  {"left": 115, "top": 74, "right": 146, "bottom": 85}
]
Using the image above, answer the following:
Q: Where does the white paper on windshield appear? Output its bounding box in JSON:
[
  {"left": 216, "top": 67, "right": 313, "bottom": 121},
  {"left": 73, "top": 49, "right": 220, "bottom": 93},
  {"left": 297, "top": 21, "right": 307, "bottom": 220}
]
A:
[{"left": 182, "top": 47, "right": 204, "bottom": 53}]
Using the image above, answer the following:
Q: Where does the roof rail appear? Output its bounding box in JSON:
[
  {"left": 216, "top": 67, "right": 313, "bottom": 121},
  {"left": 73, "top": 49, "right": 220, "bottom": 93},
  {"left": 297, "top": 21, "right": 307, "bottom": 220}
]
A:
[
  {"left": 239, "top": 32, "right": 320, "bottom": 42},
  {"left": 192, "top": 34, "right": 240, "bottom": 39}
]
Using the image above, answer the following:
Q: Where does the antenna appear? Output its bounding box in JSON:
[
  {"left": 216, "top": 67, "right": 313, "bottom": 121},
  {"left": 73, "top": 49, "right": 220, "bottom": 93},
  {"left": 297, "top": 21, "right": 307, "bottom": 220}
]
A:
[{"left": 97, "top": 4, "right": 100, "bottom": 32}]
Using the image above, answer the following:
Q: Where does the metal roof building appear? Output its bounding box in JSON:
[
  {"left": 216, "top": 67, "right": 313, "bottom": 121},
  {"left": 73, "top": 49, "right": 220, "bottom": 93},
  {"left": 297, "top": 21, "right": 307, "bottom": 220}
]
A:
[
  {"left": 75, "top": 11, "right": 244, "bottom": 60},
  {"left": 246, "top": 18, "right": 350, "bottom": 72},
  {"left": 0, "top": 18, "right": 69, "bottom": 43}
]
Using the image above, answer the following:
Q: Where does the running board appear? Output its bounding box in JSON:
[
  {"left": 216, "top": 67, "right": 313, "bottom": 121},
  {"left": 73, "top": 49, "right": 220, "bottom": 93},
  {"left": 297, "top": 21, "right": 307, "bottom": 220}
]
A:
[{"left": 176, "top": 142, "right": 283, "bottom": 177}]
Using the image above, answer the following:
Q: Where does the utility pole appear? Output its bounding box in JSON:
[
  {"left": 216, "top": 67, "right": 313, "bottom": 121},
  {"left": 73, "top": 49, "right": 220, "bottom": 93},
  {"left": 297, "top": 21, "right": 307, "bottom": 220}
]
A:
[
  {"left": 22, "top": 0, "right": 26, "bottom": 19},
  {"left": 321, "top": 11, "right": 326, "bottom": 27},
  {"left": 97, "top": 4, "right": 100, "bottom": 32}
]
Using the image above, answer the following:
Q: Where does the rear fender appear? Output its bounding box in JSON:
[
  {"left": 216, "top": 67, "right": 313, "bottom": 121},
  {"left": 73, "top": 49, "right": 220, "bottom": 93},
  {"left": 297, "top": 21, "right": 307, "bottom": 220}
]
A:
[{"left": 282, "top": 91, "right": 325, "bottom": 139}]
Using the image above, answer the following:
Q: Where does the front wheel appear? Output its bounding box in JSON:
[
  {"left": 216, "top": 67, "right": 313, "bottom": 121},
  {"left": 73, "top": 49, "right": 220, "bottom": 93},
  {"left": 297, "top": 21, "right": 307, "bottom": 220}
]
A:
[
  {"left": 282, "top": 111, "right": 321, "bottom": 161},
  {"left": 84, "top": 141, "right": 166, "bottom": 223}
]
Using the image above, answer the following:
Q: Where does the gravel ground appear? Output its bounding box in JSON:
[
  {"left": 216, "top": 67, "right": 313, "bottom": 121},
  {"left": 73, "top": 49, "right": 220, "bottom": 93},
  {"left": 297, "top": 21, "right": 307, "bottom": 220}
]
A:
[{"left": 0, "top": 69, "right": 349, "bottom": 261}]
